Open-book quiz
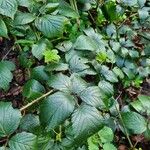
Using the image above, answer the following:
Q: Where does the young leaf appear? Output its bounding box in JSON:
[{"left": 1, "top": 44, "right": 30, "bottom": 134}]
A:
[
  {"left": 0, "top": 19, "right": 8, "bottom": 37},
  {"left": 0, "top": 61, "right": 15, "bottom": 90},
  {"left": 40, "top": 92, "right": 75, "bottom": 130},
  {"left": 43, "top": 50, "right": 60, "bottom": 63},
  {"left": 72, "top": 104, "right": 104, "bottom": 141},
  {"left": 35, "top": 15, "right": 67, "bottom": 38},
  {"left": 0, "top": 102, "right": 22, "bottom": 138},
  {"left": 0, "top": 0, "right": 18, "bottom": 19},
  {"left": 9, "top": 132, "right": 37, "bottom": 150},
  {"left": 98, "top": 126, "right": 114, "bottom": 143},
  {"left": 103, "top": 143, "right": 117, "bottom": 150}
]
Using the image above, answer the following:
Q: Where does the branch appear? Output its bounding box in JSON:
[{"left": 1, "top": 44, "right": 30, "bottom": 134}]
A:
[{"left": 20, "top": 90, "right": 54, "bottom": 112}]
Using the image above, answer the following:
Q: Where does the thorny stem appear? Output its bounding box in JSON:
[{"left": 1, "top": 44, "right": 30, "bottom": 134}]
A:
[
  {"left": 20, "top": 90, "right": 54, "bottom": 112},
  {"left": 115, "top": 92, "right": 134, "bottom": 148}
]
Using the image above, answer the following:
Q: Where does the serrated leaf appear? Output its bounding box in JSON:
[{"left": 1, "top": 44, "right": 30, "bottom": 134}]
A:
[
  {"left": 0, "top": 61, "right": 15, "bottom": 90},
  {"left": 31, "top": 66, "right": 50, "bottom": 82},
  {"left": 9, "top": 132, "right": 37, "bottom": 150},
  {"left": 19, "top": 114, "right": 40, "bottom": 132},
  {"left": 101, "top": 66, "right": 118, "bottom": 83},
  {"left": 40, "top": 92, "right": 75, "bottom": 130},
  {"left": 35, "top": 15, "right": 67, "bottom": 38},
  {"left": 79, "top": 86, "right": 105, "bottom": 108},
  {"left": 59, "top": 1, "right": 79, "bottom": 18},
  {"left": 121, "top": 111, "right": 147, "bottom": 134},
  {"left": 72, "top": 104, "right": 104, "bottom": 141},
  {"left": 0, "top": 0, "right": 18, "bottom": 19},
  {"left": 14, "top": 12, "right": 35, "bottom": 25},
  {"left": 74, "top": 35, "right": 98, "bottom": 51},
  {"left": 32, "top": 41, "right": 47, "bottom": 60},
  {"left": 43, "top": 50, "right": 60, "bottom": 63},
  {"left": 71, "top": 74, "right": 88, "bottom": 94},
  {"left": 0, "top": 19, "right": 8, "bottom": 37},
  {"left": 48, "top": 73, "right": 71, "bottom": 93},
  {"left": 45, "top": 63, "right": 69, "bottom": 72},
  {"left": 69, "top": 55, "right": 89, "bottom": 73},
  {"left": 23, "top": 79, "right": 45, "bottom": 100},
  {"left": 103, "top": 143, "right": 117, "bottom": 150},
  {"left": 98, "top": 80, "right": 114, "bottom": 96},
  {"left": 0, "top": 102, "right": 22, "bottom": 138},
  {"left": 98, "top": 126, "right": 114, "bottom": 143}
]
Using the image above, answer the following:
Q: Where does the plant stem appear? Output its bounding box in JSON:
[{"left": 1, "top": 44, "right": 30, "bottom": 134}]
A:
[
  {"left": 115, "top": 93, "right": 134, "bottom": 148},
  {"left": 20, "top": 90, "right": 53, "bottom": 112}
]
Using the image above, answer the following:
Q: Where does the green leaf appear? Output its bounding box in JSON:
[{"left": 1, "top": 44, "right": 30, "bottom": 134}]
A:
[
  {"left": 98, "top": 126, "right": 114, "bottom": 143},
  {"left": 0, "top": 0, "right": 18, "bottom": 19},
  {"left": 121, "top": 111, "right": 147, "bottom": 134},
  {"left": 71, "top": 74, "right": 88, "bottom": 94},
  {"left": 0, "top": 61, "right": 15, "bottom": 90},
  {"left": 69, "top": 55, "right": 89, "bottom": 73},
  {"left": 101, "top": 66, "right": 118, "bottom": 83},
  {"left": 19, "top": 114, "right": 40, "bottom": 132},
  {"left": 74, "top": 35, "right": 98, "bottom": 51},
  {"left": 45, "top": 63, "right": 69, "bottom": 72},
  {"left": 98, "top": 80, "right": 114, "bottom": 96},
  {"left": 31, "top": 66, "right": 50, "bottom": 82},
  {"left": 23, "top": 79, "right": 45, "bottom": 100},
  {"left": 0, "top": 19, "right": 8, "bottom": 37},
  {"left": 113, "top": 67, "right": 124, "bottom": 79},
  {"left": 9, "top": 132, "right": 37, "bottom": 150},
  {"left": 40, "top": 92, "right": 75, "bottom": 130},
  {"left": 14, "top": 12, "right": 35, "bottom": 25},
  {"left": 32, "top": 41, "right": 47, "bottom": 60},
  {"left": 59, "top": 1, "right": 79, "bottom": 18},
  {"left": 79, "top": 86, "right": 105, "bottom": 108},
  {"left": 43, "top": 50, "right": 60, "bottom": 63},
  {"left": 72, "top": 104, "right": 104, "bottom": 141},
  {"left": 122, "top": 0, "right": 137, "bottom": 6},
  {"left": 87, "top": 135, "right": 99, "bottom": 150},
  {"left": 35, "top": 15, "right": 67, "bottom": 38},
  {"left": 103, "top": 143, "right": 117, "bottom": 150},
  {"left": 48, "top": 73, "right": 71, "bottom": 93},
  {"left": 0, "top": 102, "right": 22, "bottom": 138}
]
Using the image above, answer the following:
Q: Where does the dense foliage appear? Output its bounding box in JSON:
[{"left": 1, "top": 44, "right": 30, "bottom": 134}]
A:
[{"left": 0, "top": 0, "right": 150, "bottom": 149}]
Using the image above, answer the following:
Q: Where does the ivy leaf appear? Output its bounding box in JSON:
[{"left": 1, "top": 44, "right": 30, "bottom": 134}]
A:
[
  {"left": 0, "top": 0, "right": 18, "bottom": 19},
  {"left": 43, "top": 50, "right": 60, "bottom": 63},
  {"left": 35, "top": 15, "right": 67, "bottom": 38},
  {"left": 0, "top": 61, "right": 15, "bottom": 91},
  {"left": 79, "top": 86, "right": 105, "bottom": 108},
  {"left": 48, "top": 73, "right": 71, "bottom": 93},
  {"left": 40, "top": 92, "right": 75, "bottom": 130},
  {"left": 9, "top": 132, "right": 37, "bottom": 150},
  {"left": 121, "top": 111, "right": 147, "bottom": 134},
  {"left": 23, "top": 79, "right": 45, "bottom": 100},
  {"left": 72, "top": 104, "right": 104, "bottom": 142},
  {"left": 0, "top": 102, "right": 22, "bottom": 138},
  {"left": 0, "top": 19, "right": 8, "bottom": 38}
]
